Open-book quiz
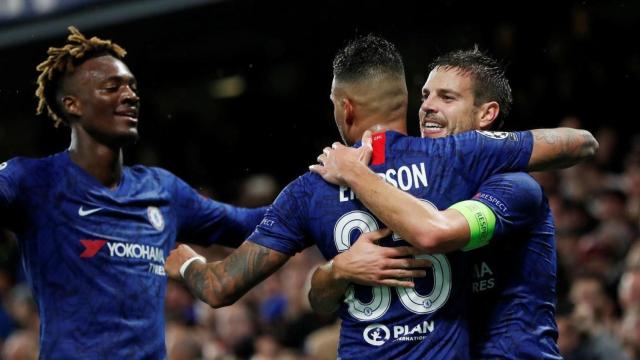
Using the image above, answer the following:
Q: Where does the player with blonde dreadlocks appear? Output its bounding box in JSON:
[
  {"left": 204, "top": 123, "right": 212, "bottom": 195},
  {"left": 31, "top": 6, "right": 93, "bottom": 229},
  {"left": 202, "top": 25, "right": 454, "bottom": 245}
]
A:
[
  {"left": 35, "top": 26, "right": 127, "bottom": 128},
  {"left": 0, "top": 27, "right": 266, "bottom": 359}
]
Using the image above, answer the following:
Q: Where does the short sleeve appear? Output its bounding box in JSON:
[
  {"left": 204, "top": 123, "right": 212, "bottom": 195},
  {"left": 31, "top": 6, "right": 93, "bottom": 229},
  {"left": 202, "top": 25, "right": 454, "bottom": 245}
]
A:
[
  {"left": 163, "top": 169, "right": 267, "bottom": 248},
  {"left": 247, "top": 176, "right": 312, "bottom": 255},
  {"left": 0, "top": 159, "right": 23, "bottom": 214},
  {"left": 471, "top": 172, "right": 543, "bottom": 239},
  {"left": 449, "top": 130, "right": 534, "bottom": 180}
]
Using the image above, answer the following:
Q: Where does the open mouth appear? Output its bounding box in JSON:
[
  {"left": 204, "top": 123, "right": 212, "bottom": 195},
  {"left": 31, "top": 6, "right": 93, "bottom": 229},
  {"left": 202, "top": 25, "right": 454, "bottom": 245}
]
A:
[
  {"left": 115, "top": 109, "right": 139, "bottom": 122},
  {"left": 420, "top": 120, "right": 447, "bottom": 138},
  {"left": 421, "top": 121, "right": 445, "bottom": 130}
]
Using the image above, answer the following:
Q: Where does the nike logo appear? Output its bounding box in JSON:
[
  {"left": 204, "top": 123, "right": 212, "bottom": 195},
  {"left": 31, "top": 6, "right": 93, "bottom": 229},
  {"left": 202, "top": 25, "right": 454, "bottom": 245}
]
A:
[{"left": 78, "top": 206, "right": 103, "bottom": 217}]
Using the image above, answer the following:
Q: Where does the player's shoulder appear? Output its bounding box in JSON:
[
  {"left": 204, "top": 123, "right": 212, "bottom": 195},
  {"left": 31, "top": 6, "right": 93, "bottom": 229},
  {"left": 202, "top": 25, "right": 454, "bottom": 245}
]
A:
[
  {"left": 0, "top": 151, "right": 67, "bottom": 175},
  {"left": 271, "top": 172, "right": 327, "bottom": 205},
  {"left": 285, "top": 172, "right": 318, "bottom": 195},
  {"left": 493, "top": 172, "right": 540, "bottom": 190},
  {"left": 488, "top": 172, "right": 539, "bottom": 185},
  {"left": 482, "top": 172, "right": 543, "bottom": 204}
]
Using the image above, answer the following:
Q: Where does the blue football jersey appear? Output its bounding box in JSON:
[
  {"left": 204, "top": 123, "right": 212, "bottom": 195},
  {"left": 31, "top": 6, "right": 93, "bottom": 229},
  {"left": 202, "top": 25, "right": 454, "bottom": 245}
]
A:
[
  {"left": 249, "top": 130, "right": 534, "bottom": 359},
  {"left": 0, "top": 151, "right": 265, "bottom": 359},
  {"left": 468, "top": 173, "right": 560, "bottom": 359}
]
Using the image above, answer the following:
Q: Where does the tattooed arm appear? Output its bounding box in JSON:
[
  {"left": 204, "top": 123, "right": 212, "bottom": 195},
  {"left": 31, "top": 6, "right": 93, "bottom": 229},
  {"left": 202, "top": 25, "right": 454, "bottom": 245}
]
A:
[
  {"left": 528, "top": 128, "right": 598, "bottom": 171},
  {"left": 308, "top": 260, "right": 349, "bottom": 313},
  {"left": 166, "top": 242, "right": 290, "bottom": 308}
]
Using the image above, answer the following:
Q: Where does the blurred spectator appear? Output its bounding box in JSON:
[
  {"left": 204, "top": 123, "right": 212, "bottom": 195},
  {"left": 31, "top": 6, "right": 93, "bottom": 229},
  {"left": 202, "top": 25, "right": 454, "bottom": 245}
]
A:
[
  {"left": 569, "top": 274, "right": 617, "bottom": 332},
  {"left": 619, "top": 267, "right": 640, "bottom": 312},
  {"left": 237, "top": 174, "right": 279, "bottom": 208},
  {"left": 557, "top": 302, "right": 628, "bottom": 360},
  {"left": 1, "top": 330, "right": 38, "bottom": 360},
  {"left": 620, "top": 305, "right": 640, "bottom": 360}
]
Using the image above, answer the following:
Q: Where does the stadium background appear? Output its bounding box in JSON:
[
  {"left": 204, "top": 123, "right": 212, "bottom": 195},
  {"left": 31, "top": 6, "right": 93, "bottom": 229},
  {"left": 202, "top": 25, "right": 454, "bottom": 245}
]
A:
[{"left": 1, "top": 0, "right": 639, "bottom": 358}]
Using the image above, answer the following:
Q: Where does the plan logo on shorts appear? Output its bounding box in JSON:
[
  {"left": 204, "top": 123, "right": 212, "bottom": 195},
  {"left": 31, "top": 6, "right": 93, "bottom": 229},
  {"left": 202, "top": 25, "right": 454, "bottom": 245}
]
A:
[
  {"left": 0, "top": 162, "right": 7, "bottom": 171},
  {"left": 147, "top": 206, "right": 165, "bottom": 231},
  {"left": 475, "top": 130, "right": 517, "bottom": 141},
  {"left": 363, "top": 324, "right": 391, "bottom": 346}
]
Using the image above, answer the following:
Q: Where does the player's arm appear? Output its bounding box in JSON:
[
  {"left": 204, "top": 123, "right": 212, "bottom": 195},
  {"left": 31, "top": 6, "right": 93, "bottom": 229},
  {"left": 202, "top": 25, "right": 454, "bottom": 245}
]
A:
[
  {"left": 308, "top": 228, "right": 429, "bottom": 313},
  {"left": 528, "top": 128, "right": 598, "bottom": 171},
  {"left": 309, "top": 130, "right": 565, "bottom": 252},
  {"left": 310, "top": 134, "right": 476, "bottom": 252},
  {"left": 315, "top": 160, "right": 471, "bottom": 252},
  {"left": 0, "top": 159, "right": 22, "bottom": 227},
  {"left": 165, "top": 241, "right": 290, "bottom": 308},
  {"left": 167, "top": 170, "right": 268, "bottom": 248},
  {"left": 167, "top": 176, "right": 312, "bottom": 307}
]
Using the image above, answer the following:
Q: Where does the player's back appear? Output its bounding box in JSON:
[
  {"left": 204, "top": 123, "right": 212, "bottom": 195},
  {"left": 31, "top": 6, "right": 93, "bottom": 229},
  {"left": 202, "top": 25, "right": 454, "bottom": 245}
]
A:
[{"left": 251, "top": 130, "right": 535, "bottom": 359}]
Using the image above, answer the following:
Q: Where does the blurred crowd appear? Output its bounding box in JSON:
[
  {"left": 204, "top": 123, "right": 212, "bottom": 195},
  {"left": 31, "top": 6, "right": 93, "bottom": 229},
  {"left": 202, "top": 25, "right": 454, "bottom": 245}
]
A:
[{"left": 2, "top": 123, "right": 640, "bottom": 359}]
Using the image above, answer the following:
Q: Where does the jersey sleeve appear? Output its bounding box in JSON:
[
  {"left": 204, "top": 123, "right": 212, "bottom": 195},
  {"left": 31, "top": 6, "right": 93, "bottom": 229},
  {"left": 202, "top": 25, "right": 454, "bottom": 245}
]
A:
[
  {"left": 247, "top": 176, "right": 312, "bottom": 256},
  {"left": 0, "top": 159, "right": 23, "bottom": 220},
  {"left": 449, "top": 130, "right": 534, "bottom": 180},
  {"left": 164, "top": 170, "right": 267, "bottom": 248},
  {"left": 471, "top": 172, "right": 543, "bottom": 239}
]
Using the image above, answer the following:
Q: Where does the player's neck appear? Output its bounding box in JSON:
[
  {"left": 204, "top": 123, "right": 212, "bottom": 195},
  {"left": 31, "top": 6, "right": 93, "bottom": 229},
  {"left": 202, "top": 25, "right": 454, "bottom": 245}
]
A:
[
  {"left": 68, "top": 130, "right": 124, "bottom": 189},
  {"left": 366, "top": 118, "right": 407, "bottom": 135}
]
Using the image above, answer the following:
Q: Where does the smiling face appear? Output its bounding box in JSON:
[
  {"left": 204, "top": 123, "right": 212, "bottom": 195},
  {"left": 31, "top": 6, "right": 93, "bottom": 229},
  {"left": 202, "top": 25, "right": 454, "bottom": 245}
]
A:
[
  {"left": 63, "top": 55, "right": 140, "bottom": 146},
  {"left": 419, "top": 67, "right": 482, "bottom": 138}
]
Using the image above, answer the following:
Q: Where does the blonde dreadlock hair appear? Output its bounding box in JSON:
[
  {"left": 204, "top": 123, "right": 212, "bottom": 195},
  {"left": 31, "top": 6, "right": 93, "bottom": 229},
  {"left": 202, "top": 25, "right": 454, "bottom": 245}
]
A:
[{"left": 35, "top": 26, "right": 127, "bottom": 127}]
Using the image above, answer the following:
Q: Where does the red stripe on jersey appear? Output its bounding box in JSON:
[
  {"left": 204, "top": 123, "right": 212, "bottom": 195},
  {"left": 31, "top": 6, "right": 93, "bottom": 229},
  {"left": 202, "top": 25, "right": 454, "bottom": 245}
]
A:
[
  {"left": 80, "top": 239, "right": 107, "bottom": 258},
  {"left": 371, "top": 132, "right": 386, "bottom": 165}
]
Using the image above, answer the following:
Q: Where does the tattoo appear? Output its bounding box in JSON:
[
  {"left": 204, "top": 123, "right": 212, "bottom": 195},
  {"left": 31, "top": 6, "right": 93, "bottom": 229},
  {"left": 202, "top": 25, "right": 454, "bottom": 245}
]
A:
[
  {"left": 533, "top": 128, "right": 560, "bottom": 145},
  {"left": 186, "top": 263, "right": 209, "bottom": 302},
  {"left": 184, "top": 242, "right": 289, "bottom": 307},
  {"left": 531, "top": 128, "right": 596, "bottom": 171}
]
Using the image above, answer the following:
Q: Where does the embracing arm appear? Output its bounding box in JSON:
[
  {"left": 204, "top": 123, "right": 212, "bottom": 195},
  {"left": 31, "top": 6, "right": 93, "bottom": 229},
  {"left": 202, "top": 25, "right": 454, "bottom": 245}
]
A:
[
  {"left": 307, "top": 228, "right": 429, "bottom": 313},
  {"left": 166, "top": 242, "right": 290, "bottom": 308},
  {"left": 337, "top": 163, "right": 469, "bottom": 253},
  {"left": 528, "top": 128, "right": 598, "bottom": 171},
  {"left": 311, "top": 128, "right": 597, "bottom": 252}
]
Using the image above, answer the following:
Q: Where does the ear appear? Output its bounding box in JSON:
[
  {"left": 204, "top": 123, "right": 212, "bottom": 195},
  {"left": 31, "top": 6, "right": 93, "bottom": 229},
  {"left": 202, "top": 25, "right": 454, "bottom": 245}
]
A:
[
  {"left": 343, "top": 97, "right": 355, "bottom": 126},
  {"left": 477, "top": 101, "right": 500, "bottom": 130},
  {"left": 62, "top": 95, "right": 82, "bottom": 118}
]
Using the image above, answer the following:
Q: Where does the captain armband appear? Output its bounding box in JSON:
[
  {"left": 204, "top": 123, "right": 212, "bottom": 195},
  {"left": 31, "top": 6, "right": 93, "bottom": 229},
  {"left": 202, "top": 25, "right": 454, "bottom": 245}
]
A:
[{"left": 448, "top": 200, "right": 496, "bottom": 251}]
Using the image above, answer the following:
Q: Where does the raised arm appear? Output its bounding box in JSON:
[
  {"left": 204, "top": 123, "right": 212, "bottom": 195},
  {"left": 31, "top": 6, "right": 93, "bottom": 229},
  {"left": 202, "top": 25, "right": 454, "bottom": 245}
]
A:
[
  {"left": 165, "top": 241, "right": 290, "bottom": 308},
  {"left": 528, "top": 128, "right": 598, "bottom": 171}
]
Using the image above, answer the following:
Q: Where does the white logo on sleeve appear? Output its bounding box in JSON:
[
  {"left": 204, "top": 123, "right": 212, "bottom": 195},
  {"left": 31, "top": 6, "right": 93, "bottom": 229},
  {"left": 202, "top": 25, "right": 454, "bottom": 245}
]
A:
[
  {"left": 0, "top": 162, "right": 7, "bottom": 171},
  {"left": 147, "top": 206, "right": 165, "bottom": 231},
  {"left": 475, "top": 130, "right": 511, "bottom": 139},
  {"left": 363, "top": 324, "right": 390, "bottom": 346},
  {"left": 78, "top": 206, "right": 103, "bottom": 216}
]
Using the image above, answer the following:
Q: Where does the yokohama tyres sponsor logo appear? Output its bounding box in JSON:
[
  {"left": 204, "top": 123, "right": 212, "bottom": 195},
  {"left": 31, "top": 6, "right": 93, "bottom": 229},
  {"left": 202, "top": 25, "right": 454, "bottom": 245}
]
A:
[{"left": 80, "top": 240, "right": 165, "bottom": 263}]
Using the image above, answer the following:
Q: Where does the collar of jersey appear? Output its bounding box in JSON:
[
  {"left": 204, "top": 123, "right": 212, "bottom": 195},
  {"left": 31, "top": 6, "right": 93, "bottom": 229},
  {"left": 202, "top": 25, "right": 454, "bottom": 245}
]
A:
[{"left": 61, "top": 150, "right": 132, "bottom": 196}]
